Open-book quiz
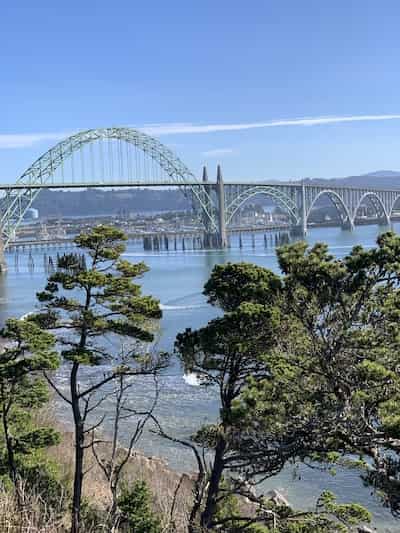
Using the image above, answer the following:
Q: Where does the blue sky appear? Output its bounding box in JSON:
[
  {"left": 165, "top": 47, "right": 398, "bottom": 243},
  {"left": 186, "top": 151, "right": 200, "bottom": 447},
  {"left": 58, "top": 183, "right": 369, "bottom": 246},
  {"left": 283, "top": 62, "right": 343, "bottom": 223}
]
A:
[{"left": 1, "top": 0, "right": 400, "bottom": 182}]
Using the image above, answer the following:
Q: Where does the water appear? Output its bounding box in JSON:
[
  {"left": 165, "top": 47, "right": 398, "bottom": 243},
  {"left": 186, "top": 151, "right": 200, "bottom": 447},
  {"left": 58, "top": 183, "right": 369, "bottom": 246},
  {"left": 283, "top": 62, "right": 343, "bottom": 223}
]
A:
[{"left": 1, "top": 224, "right": 398, "bottom": 531}]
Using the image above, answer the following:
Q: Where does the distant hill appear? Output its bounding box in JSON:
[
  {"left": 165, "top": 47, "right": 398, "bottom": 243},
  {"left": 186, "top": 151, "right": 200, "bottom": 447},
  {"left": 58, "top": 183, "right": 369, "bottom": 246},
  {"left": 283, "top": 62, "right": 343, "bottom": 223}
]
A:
[
  {"left": 304, "top": 171, "right": 400, "bottom": 190},
  {"left": 31, "top": 188, "right": 190, "bottom": 218},
  {"left": 365, "top": 170, "right": 400, "bottom": 178}
]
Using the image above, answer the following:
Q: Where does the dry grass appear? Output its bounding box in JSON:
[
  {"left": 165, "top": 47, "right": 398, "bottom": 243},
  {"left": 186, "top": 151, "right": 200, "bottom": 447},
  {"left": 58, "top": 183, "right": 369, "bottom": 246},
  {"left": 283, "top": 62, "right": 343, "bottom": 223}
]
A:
[
  {"left": 0, "top": 429, "right": 196, "bottom": 532},
  {"left": 0, "top": 408, "right": 265, "bottom": 532},
  {"left": 49, "top": 430, "right": 195, "bottom": 531},
  {"left": 0, "top": 412, "right": 265, "bottom": 532},
  {"left": 23, "top": 408, "right": 197, "bottom": 532},
  {"left": 0, "top": 483, "right": 68, "bottom": 532}
]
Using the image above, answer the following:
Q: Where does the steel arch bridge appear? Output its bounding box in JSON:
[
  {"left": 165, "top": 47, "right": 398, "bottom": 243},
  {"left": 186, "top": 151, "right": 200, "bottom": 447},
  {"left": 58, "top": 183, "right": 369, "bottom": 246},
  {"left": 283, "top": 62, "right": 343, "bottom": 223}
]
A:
[
  {"left": 1, "top": 126, "right": 400, "bottom": 259},
  {"left": 0, "top": 127, "right": 218, "bottom": 247}
]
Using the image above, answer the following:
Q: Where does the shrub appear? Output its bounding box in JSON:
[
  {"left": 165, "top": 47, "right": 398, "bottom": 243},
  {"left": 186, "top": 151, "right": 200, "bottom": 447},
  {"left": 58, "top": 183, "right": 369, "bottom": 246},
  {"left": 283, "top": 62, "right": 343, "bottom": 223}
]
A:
[{"left": 118, "top": 480, "right": 161, "bottom": 533}]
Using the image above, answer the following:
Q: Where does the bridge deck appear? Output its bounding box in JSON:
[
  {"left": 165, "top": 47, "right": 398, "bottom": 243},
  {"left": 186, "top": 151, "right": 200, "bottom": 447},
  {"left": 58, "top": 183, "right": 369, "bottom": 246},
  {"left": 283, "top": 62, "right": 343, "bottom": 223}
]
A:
[{"left": 0, "top": 181, "right": 399, "bottom": 193}]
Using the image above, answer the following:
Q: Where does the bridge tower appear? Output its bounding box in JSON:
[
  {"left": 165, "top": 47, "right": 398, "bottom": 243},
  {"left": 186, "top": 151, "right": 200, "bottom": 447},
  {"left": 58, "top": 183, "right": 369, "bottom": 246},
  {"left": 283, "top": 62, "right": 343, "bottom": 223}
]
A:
[
  {"left": 201, "top": 166, "right": 214, "bottom": 248},
  {"left": 299, "top": 180, "right": 307, "bottom": 237},
  {"left": 0, "top": 236, "right": 7, "bottom": 272},
  {"left": 216, "top": 165, "right": 228, "bottom": 248},
  {"left": 291, "top": 181, "right": 308, "bottom": 237}
]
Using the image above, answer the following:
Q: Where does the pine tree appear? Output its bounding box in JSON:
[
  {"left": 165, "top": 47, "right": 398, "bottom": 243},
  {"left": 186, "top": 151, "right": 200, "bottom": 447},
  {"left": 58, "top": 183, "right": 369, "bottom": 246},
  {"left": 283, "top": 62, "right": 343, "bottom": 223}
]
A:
[
  {"left": 175, "top": 248, "right": 395, "bottom": 530},
  {"left": 118, "top": 480, "right": 161, "bottom": 533},
  {"left": 33, "top": 225, "right": 165, "bottom": 533},
  {"left": 0, "top": 318, "right": 60, "bottom": 504}
]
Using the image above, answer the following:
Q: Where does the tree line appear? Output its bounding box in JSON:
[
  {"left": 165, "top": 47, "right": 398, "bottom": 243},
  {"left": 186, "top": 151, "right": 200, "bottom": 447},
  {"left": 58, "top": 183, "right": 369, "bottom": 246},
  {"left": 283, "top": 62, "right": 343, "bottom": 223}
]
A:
[
  {"left": 32, "top": 189, "right": 189, "bottom": 217},
  {"left": 2, "top": 224, "right": 400, "bottom": 532}
]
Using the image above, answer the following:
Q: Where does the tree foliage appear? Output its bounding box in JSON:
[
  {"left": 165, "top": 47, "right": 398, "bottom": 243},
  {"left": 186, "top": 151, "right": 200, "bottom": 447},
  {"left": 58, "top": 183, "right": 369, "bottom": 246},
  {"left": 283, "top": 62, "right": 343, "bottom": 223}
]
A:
[
  {"left": 118, "top": 480, "right": 161, "bottom": 533},
  {"left": 214, "top": 489, "right": 371, "bottom": 532},
  {"left": 175, "top": 231, "right": 400, "bottom": 529},
  {"left": 0, "top": 318, "right": 60, "bottom": 503},
  {"left": 260, "top": 233, "right": 400, "bottom": 514}
]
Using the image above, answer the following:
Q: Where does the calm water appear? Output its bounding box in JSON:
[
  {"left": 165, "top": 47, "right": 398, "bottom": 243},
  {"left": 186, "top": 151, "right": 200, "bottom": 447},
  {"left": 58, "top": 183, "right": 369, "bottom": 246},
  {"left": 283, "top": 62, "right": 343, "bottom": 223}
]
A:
[{"left": 1, "top": 224, "right": 399, "bottom": 531}]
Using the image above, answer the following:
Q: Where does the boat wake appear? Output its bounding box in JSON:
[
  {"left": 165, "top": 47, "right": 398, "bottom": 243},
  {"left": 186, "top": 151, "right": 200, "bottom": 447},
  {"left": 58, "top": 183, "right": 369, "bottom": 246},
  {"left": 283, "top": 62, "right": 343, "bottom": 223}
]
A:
[
  {"left": 183, "top": 372, "right": 202, "bottom": 386},
  {"left": 160, "top": 303, "right": 207, "bottom": 311}
]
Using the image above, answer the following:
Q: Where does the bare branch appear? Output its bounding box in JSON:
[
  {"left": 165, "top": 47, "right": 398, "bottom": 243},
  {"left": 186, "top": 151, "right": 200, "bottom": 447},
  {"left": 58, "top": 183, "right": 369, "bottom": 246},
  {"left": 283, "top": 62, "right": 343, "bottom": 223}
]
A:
[{"left": 43, "top": 371, "right": 72, "bottom": 405}]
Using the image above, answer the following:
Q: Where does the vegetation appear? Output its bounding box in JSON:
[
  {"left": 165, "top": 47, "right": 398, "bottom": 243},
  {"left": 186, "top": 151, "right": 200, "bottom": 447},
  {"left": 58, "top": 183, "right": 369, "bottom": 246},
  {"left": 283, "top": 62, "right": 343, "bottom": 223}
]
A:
[
  {"left": 0, "top": 319, "right": 60, "bottom": 504},
  {"left": 174, "top": 233, "right": 400, "bottom": 529},
  {"left": 4, "top": 225, "right": 400, "bottom": 531},
  {"left": 175, "top": 259, "right": 375, "bottom": 530},
  {"left": 32, "top": 225, "right": 166, "bottom": 532},
  {"left": 32, "top": 188, "right": 189, "bottom": 217},
  {"left": 264, "top": 233, "right": 400, "bottom": 514},
  {"left": 176, "top": 264, "right": 285, "bottom": 529},
  {"left": 118, "top": 480, "right": 161, "bottom": 533}
]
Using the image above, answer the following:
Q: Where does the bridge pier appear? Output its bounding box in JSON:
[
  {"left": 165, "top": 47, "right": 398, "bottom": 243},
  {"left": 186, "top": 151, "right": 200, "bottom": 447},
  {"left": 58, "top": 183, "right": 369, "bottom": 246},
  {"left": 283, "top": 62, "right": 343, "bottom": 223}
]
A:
[
  {"left": 342, "top": 219, "right": 355, "bottom": 231},
  {"left": 201, "top": 166, "right": 215, "bottom": 249},
  {"left": 291, "top": 181, "right": 308, "bottom": 238},
  {"left": 292, "top": 224, "right": 307, "bottom": 238},
  {"left": 216, "top": 165, "right": 228, "bottom": 248},
  {"left": 378, "top": 214, "right": 391, "bottom": 227},
  {"left": 0, "top": 236, "right": 7, "bottom": 273}
]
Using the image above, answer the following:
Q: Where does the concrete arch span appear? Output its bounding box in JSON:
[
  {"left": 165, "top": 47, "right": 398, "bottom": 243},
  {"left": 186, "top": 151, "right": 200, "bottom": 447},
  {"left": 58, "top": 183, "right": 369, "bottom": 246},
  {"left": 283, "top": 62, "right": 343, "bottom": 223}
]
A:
[
  {"left": 225, "top": 186, "right": 299, "bottom": 227},
  {"left": 353, "top": 192, "right": 390, "bottom": 225},
  {"left": 390, "top": 194, "right": 400, "bottom": 217},
  {"left": 307, "top": 190, "right": 353, "bottom": 229}
]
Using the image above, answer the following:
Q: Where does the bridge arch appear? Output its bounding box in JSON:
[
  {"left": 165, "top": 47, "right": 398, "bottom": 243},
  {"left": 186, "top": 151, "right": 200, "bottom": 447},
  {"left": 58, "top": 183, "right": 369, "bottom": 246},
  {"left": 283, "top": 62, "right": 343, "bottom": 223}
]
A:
[
  {"left": 0, "top": 127, "right": 217, "bottom": 245},
  {"left": 307, "top": 190, "right": 353, "bottom": 229},
  {"left": 389, "top": 195, "right": 400, "bottom": 218},
  {"left": 225, "top": 185, "right": 299, "bottom": 227},
  {"left": 353, "top": 192, "right": 390, "bottom": 225}
]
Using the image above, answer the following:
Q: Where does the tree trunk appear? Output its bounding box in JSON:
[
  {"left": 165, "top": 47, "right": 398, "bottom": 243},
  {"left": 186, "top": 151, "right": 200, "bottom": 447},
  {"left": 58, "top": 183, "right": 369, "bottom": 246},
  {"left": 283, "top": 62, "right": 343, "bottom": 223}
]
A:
[
  {"left": 2, "top": 407, "right": 22, "bottom": 507},
  {"left": 200, "top": 435, "right": 226, "bottom": 529},
  {"left": 110, "top": 483, "right": 119, "bottom": 532},
  {"left": 71, "top": 362, "right": 84, "bottom": 533},
  {"left": 188, "top": 467, "right": 206, "bottom": 533}
]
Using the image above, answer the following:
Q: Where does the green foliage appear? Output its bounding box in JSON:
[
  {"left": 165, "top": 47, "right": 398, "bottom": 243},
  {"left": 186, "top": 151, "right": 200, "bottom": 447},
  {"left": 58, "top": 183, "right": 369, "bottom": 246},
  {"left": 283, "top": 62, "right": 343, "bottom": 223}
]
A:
[
  {"left": 16, "top": 450, "right": 67, "bottom": 507},
  {"left": 316, "top": 490, "right": 371, "bottom": 526},
  {"left": 244, "top": 525, "right": 270, "bottom": 533},
  {"left": 257, "top": 491, "right": 371, "bottom": 533},
  {"left": 176, "top": 233, "right": 400, "bottom": 528},
  {"left": 211, "top": 489, "right": 370, "bottom": 533},
  {"left": 0, "top": 319, "right": 60, "bottom": 491},
  {"left": 79, "top": 498, "right": 108, "bottom": 532},
  {"left": 203, "top": 262, "right": 281, "bottom": 311},
  {"left": 212, "top": 480, "right": 244, "bottom": 531},
  {"left": 35, "top": 226, "right": 162, "bottom": 365},
  {"left": 118, "top": 480, "right": 161, "bottom": 533},
  {"left": 234, "top": 232, "right": 400, "bottom": 515}
]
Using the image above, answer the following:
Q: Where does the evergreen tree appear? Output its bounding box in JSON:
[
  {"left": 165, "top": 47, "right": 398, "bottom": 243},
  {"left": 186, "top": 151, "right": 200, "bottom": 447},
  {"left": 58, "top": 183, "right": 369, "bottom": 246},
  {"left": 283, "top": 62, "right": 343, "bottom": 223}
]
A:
[
  {"left": 176, "top": 263, "right": 343, "bottom": 530},
  {"left": 0, "top": 318, "right": 60, "bottom": 504},
  {"left": 118, "top": 480, "right": 161, "bottom": 533},
  {"left": 33, "top": 225, "right": 165, "bottom": 533},
  {"left": 261, "top": 233, "right": 400, "bottom": 515},
  {"left": 175, "top": 237, "right": 400, "bottom": 529}
]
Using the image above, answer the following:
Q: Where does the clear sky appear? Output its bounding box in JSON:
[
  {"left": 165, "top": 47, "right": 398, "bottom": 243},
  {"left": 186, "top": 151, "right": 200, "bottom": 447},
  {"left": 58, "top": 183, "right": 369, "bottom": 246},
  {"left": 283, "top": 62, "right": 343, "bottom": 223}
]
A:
[{"left": 1, "top": 0, "right": 400, "bottom": 182}]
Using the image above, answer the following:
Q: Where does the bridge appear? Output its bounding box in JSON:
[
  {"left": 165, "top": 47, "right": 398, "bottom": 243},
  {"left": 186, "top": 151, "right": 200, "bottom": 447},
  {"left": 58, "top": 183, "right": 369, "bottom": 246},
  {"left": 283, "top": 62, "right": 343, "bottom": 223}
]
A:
[{"left": 1, "top": 126, "right": 399, "bottom": 269}]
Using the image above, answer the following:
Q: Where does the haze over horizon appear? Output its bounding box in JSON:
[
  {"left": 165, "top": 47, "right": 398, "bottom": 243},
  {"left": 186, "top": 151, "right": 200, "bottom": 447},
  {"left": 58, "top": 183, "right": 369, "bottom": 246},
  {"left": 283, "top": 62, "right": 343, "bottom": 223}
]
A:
[{"left": 2, "top": 1, "right": 400, "bottom": 182}]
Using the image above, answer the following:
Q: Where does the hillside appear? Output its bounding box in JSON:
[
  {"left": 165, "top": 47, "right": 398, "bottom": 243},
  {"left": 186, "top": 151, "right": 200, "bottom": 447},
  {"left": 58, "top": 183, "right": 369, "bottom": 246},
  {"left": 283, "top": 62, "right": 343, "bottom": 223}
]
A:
[
  {"left": 32, "top": 188, "right": 190, "bottom": 217},
  {"left": 303, "top": 170, "right": 400, "bottom": 189}
]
